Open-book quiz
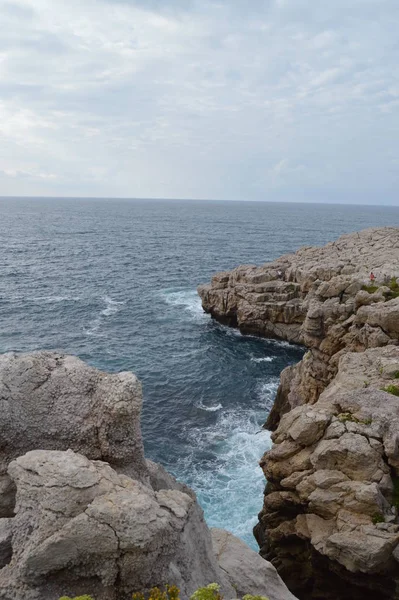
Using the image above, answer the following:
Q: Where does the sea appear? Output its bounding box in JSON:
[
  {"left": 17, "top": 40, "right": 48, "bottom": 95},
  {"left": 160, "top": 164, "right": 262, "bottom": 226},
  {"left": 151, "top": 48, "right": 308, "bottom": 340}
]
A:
[{"left": 1, "top": 198, "right": 399, "bottom": 549}]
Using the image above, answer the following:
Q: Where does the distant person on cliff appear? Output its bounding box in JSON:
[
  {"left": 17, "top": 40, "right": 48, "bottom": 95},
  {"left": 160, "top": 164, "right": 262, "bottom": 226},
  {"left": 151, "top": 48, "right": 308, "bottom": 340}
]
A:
[{"left": 370, "top": 272, "right": 376, "bottom": 283}]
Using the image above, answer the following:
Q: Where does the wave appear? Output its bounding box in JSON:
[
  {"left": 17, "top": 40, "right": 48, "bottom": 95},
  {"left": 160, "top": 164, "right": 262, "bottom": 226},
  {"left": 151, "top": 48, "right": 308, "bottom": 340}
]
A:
[
  {"left": 161, "top": 288, "right": 209, "bottom": 321},
  {"left": 100, "top": 296, "right": 125, "bottom": 317},
  {"left": 85, "top": 296, "right": 125, "bottom": 336},
  {"left": 174, "top": 406, "right": 272, "bottom": 549},
  {"left": 251, "top": 356, "right": 276, "bottom": 363},
  {"left": 196, "top": 402, "right": 223, "bottom": 412},
  {"left": 256, "top": 378, "right": 280, "bottom": 411}
]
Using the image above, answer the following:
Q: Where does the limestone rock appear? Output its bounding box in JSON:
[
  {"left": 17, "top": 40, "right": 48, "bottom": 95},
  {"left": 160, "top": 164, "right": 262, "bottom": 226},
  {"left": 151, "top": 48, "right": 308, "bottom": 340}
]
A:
[
  {"left": 0, "top": 450, "right": 234, "bottom": 600},
  {"left": 211, "top": 528, "right": 298, "bottom": 600},
  {"left": 201, "top": 228, "right": 399, "bottom": 599},
  {"left": 0, "top": 351, "right": 149, "bottom": 516}
]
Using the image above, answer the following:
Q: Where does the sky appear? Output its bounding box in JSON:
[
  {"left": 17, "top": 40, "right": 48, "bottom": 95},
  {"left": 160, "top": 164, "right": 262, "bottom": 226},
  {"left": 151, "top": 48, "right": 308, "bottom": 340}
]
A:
[{"left": 0, "top": 0, "right": 398, "bottom": 204}]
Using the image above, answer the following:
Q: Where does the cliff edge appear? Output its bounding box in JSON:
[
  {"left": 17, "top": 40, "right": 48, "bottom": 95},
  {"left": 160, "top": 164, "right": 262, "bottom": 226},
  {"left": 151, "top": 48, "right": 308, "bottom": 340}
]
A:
[{"left": 198, "top": 227, "right": 399, "bottom": 600}]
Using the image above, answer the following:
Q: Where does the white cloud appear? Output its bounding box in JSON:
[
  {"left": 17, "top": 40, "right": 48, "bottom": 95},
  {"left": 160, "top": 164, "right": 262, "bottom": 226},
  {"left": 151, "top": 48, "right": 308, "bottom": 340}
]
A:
[{"left": 0, "top": 0, "right": 398, "bottom": 202}]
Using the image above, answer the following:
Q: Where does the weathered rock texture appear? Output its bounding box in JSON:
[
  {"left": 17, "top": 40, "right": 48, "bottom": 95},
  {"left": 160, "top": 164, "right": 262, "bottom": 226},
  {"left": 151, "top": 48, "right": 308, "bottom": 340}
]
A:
[
  {"left": 199, "top": 227, "right": 399, "bottom": 600},
  {"left": 0, "top": 449, "right": 233, "bottom": 600},
  {"left": 211, "top": 528, "right": 298, "bottom": 600},
  {"left": 0, "top": 351, "right": 149, "bottom": 516},
  {"left": 0, "top": 352, "right": 298, "bottom": 600}
]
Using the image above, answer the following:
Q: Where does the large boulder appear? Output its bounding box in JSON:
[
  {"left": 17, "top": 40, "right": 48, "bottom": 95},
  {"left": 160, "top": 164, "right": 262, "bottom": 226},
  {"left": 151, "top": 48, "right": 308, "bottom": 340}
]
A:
[
  {"left": 211, "top": 529, "right": 298, "bottom": 600},
  {"left": 0, "top": 450, "right": 234, "bottom": 600},
  {"left": 0, "top": 351, "right": 149, "bottom": 516}
]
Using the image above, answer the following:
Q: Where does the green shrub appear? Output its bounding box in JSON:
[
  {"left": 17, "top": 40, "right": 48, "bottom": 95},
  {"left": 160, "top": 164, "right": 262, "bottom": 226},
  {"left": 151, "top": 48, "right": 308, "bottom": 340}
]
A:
[
  {"left": 190, "top": 584, "right": 222, "bottom": 600},
  {"left": 372, "top": 513, "right": 385, "bottom": 524},
  {"left": 133, "top": 586, "right": 180, "bottom": 600},
  {"left": 243, "top": 596, "right": 270, "bottom": 600},
  {"left": 382, "top": 385, "right": 399, "bottom": 396},
  {"left": 337, "top": 412, "right": 371, "bottom": 425},
  {"left": 362, "top": 285, "right": 379, "bottom": 294},
  {"left": 393, "top": 371, "right": 399, "bottom": 379}
]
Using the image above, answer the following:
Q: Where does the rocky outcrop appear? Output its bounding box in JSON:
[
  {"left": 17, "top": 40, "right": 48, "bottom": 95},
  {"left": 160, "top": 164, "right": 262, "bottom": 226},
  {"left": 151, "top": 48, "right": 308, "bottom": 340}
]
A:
[
  {"left": 0, "top": 449, "right": 234, "bottom": 600},
  {"left": 211, "top": 528, "right": 297, "bottom": 600},
  {"left": 0, "top": 351, "right": 149, "bottom": 516},
  {"left": 199, "top": 227, "right": 399, "bottom": 599},
  {"left": 199, "top": 227, "right": 399, "bottom": 427},
  {"left": 0, "top": 352, "right": 298, "bottom": 600}
]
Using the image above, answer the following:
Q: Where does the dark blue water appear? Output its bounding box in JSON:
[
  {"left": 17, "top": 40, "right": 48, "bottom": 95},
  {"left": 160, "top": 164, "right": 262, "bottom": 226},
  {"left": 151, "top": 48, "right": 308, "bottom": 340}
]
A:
[{"left": 1, "top": 198, "right": 399, "bottom": 547}]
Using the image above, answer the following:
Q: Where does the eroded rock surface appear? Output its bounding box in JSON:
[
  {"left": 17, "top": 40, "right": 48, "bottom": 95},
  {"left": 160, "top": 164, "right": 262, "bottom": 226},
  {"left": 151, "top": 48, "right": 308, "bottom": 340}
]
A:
[
  {"left": 211, "top": 528, "right": 297, "bottom": 600},
  {"left": 0, "top": 351, "right": 149, "bottom": 516},
  {"left": 0, "top": 450, "right": 234, "bottom": 600},
  {"left": 198, "top": 227, "right": 399, "bottom": 427},
  {"left": 200, "top": 228, "right": 399, "bottom": 599}
]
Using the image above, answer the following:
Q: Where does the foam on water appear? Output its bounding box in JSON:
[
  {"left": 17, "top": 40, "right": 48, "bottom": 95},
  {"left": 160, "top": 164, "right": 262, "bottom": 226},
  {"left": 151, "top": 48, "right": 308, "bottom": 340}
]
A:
[
  {"left": 196, "top": 402, "right": 223, "bottom": 412},
  {"left": 177, "top": 406, "right": 273, "bottom": 548},
  {"left": 162, "top": 288, "right": 210, "bottom": 321},
  {"left": 85, "top": 296, "right": 125, "bottom": 336},
  {"left": 101, "top": 296, "right": 125, "bottom": 317},
  {"left": 251, "top": 356, "right": 276, "bottom": 363}
]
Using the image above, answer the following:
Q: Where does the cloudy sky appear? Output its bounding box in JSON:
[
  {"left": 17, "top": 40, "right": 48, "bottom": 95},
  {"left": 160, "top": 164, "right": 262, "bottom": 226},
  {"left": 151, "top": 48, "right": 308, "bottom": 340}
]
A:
[{"left": 0, "top": 0, "right": 398, "bottom": 203}]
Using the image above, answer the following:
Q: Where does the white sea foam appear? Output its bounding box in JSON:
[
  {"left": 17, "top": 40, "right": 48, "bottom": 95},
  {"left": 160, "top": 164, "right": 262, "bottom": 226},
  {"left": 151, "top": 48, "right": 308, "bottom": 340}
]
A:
[
  {"left": 251, "top": 356, "right": 276, "bottom": 363},
  {"left": 197, "top": 402, "right": 223, "bottom": 412},
  {"left": 256, "top": 378, "right": 279, "bottom": 409},
  {"left": 177, "top": 406, "right": 272, "bottom": 549},
  {"left": 85, "top": 296, "right": 125, "bottom": 336},
  {"left": 162, "top": 289, "right": 209, "bottom": 321},
  {"left": 101, "top": 296, "right": 125, "bottom": 317}
]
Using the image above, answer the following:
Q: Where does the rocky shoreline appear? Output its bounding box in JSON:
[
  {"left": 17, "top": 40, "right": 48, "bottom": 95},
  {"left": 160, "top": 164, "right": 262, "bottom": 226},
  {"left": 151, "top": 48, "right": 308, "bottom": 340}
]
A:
[
  {"left": 198, "top": 227, "right": 399, "bottom": 600},
  {"left": 0, "top": 351, "right": 294, "bottom": 600}
]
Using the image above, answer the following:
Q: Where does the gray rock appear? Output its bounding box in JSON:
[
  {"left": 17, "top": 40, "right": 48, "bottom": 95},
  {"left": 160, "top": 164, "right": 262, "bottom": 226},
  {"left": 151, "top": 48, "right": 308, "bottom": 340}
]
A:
[
  {"left": 0, "top": 351, "right": 149, "bottom": 516},
  {"left": 0, "top": 519, "right": 12, "bottom": 569},
  {"left": 211, "top": 529, "right": 298, "bottom": 600},
  {"left": 0, "top": 450, "right": 235, "bottom": 600}
]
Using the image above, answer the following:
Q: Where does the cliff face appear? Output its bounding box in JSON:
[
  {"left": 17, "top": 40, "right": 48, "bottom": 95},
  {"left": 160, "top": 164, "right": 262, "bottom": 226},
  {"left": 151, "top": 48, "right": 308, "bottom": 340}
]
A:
[{"left": 198, "top": 227, "right": 399, "bottom": 599}]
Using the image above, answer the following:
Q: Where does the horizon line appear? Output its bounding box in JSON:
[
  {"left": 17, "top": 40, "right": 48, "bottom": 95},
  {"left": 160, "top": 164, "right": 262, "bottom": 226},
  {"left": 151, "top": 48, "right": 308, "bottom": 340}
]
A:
[{"left": 1, "top": 195, "right": 399, "bottom": 208}]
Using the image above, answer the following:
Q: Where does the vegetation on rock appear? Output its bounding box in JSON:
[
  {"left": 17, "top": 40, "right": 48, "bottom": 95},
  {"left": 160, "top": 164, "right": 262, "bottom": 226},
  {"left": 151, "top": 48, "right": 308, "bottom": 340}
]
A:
[
  {"left": 382, "top": 384, "right": 399, "bottom": 396},
  {"left": 133, "top": 585, "right": 180, "bottom": 600},
  {"left": 58, "top": 585, "right": 271, "bottom": 600}
]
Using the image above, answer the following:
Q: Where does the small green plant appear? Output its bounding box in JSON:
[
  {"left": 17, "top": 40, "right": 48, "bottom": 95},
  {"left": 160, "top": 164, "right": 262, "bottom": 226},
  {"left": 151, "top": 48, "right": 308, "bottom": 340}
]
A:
[
  {"left": 394, "top": 371, "right": 399, "bottom": 379},
  {"left": 337, "top": 412, "right": 371, "bottom": 425},
  {"left": 243, "top": 596, "right": 270, "bottom": 600},
  {"left": 364, "top": 380, "right": 370, "bottom": 388},
  {"left": 381, "top": 277, "right": 399, "bottom": 299},
  {"left": 382, "top": 385, "right": 399, "bottom": 397},
  {"left": 133, "top": 586, "right": 181, "bottom": 600},
  {"left": 362, "top": 284, "right": 379, "bottom": 294},
  {"left": 190, "top": 584, "right": 222, "bottom": 600},
  {"left": 390, "top": 277, "right": 399, "bottom": 290},
  {"left": 372, "top": 513, "right": 385, "bottom": 524}
]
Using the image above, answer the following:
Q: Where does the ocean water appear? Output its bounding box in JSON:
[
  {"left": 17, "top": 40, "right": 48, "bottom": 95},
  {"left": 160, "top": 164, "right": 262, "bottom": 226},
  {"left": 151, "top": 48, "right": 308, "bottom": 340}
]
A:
[{"left": 1, "top": 197, "right": 399, "bottom": 548}]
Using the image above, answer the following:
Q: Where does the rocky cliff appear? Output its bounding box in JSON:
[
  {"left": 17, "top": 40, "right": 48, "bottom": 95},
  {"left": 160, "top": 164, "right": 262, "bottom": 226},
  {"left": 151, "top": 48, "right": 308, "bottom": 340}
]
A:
[
  {"left": 198, "top": 227, "right": 399, "bottom": 600},
  {"left": 0, "top": 351, "right": 296, "bottom": 600}
]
